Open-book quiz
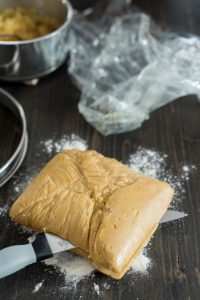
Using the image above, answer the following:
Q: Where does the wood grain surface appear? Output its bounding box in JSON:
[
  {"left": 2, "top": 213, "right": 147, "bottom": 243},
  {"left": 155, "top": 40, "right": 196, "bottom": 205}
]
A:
[{"left": 0, "top": 0, "right": 200, "bottom": 299}]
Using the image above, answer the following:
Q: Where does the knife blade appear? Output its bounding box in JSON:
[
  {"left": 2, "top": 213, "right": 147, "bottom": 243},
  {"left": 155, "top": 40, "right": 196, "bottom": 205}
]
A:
[
  {"left": 0, "top": 209, "right": 187, "bottom": 279},
  {"left": 40, "top": 209, "right": 187, "bottom": 255},
  {"left": 159, "top": 209, "right": 187, "bottom": 224}
]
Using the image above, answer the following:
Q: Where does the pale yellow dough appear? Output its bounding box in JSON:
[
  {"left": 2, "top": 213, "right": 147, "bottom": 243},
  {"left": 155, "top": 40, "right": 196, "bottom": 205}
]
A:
[{"left": 10, "top": 150, "right": 173, "bottom": 279}]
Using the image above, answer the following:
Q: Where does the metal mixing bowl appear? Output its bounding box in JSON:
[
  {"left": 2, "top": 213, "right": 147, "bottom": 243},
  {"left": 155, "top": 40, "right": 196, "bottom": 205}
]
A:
[{"left": 0, "top": 0, "right": 73, "bottom": 81}]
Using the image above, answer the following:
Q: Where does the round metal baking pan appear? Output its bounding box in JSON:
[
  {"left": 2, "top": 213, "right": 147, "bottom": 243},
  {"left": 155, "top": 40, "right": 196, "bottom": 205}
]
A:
[{"left": 0, "top": 88, "right": 28, "bottom": 187}]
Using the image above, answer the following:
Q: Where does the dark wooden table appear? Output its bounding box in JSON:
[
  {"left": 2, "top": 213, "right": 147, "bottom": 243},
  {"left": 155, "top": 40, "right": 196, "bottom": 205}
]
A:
[{"left": 0, "top": 1, "right": 200, "bottom": 299}]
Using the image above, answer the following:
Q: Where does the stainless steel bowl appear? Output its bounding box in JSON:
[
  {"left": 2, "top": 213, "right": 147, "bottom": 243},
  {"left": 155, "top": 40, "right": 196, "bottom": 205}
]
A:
[{"left": 0, "top": 0, "right": 73, "bottom": 81}]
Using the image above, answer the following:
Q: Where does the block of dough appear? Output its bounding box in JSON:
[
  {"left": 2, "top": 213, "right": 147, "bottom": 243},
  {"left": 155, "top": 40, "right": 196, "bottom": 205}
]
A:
[{"left": 10, "top": 150, "right": 173, "bottom": 279}]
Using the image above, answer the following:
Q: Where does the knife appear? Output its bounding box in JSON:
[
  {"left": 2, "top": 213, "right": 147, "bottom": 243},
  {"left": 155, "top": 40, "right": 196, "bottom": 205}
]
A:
[
  {"left": 0, "top": 210, "right": 187, "bottom": 279},
  {"left": 160, "top": 209, "right": 187, "bottom": 224}
]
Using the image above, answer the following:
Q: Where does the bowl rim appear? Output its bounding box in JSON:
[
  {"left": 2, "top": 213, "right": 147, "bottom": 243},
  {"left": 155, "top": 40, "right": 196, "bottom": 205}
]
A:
[
  {"left": 0, "top": 0, "right": 73, "bottom": 45},
  {"left": 0, "top": 87, "right": 28, "bottom": 187}
]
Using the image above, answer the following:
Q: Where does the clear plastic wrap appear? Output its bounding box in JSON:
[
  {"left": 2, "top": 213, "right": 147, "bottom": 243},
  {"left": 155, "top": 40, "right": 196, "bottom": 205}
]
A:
[{"left": 68, "top": 0, "right": 200, "bottom": 135}]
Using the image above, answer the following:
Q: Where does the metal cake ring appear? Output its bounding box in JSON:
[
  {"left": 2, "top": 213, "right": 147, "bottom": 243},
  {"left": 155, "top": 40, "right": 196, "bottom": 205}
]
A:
[{"left": 0, "top": 87, "right": 28, "bottom": 187}]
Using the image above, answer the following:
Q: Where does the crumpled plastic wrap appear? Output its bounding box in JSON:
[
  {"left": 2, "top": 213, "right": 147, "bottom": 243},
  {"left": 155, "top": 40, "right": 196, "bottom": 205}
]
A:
[{"left": 68, "top": 0, "right": 200, "bottom": 135}]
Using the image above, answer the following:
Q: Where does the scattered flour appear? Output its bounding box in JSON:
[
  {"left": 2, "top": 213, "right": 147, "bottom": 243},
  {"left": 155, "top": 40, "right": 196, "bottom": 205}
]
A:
[
  {"left": 128, "top": 148, "right": 167, "bottom": 178},
  {"left": 103, "top": 283, "right": 110, "bottom": 289},
  {"left": 93, "top": 283, "right": 100, "bottom": 295},
  {"left": 40, "top": 134, "right": 87, "bottom": 155},
  {"left": 0, "top": 203, "right": 8, "bottom": 217},
  {"left": 32, "top": 280, "right": 44, "bottom": 293},
  {"left": 181, "top": 164, "right": 196, "bottom": 181},
  {"left": 130, "top": 251, "right": 151, "bottom": 274},
  {"left": 128, "top": 147, "right": 195, "bottom": 208},
  {"left": 45, "top": 252, "right": 95, "bottom": 281},
  {"left": 44, "top": 248, "right": 151, "bottom": 292},
  {"left": 182, "top": 165, "right": 190, "bottom": 172},
  {"left": 14, "top": 186, "right": 20, "bottom": 193}
]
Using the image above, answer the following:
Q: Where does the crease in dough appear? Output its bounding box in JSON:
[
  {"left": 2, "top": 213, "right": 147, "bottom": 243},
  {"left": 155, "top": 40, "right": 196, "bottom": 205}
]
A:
[{"left": 9, "top": 150, "right": 173, "bottom": 279}]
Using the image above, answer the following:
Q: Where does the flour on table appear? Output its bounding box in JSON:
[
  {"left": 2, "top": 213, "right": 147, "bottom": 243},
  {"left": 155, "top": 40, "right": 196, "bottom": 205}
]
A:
[
  {"left": 44, "top": 247, "right": 151, "bottom": 293},
  {"left": 128, "top": 147, "right": 196, "bottom": 208},
  {"left": 181, "top": 164, "right": 196, "bottom": 181},
  {"left": 32, "top": 280, "right": 44, "bottom": 293},
  {"left": 45, "top": 251, "right": 95, "bottom": 288},
  {"left": 43, "top": 252, "right": 94, "bottom": 292},
  {"left": 14, "top": 186, "right": 20, "bottom": 193},
  {"left": 128, "top": 148, "right": 167, "bottom": 178},
  {"left": 103, "top": 283, "right": 110, "bottom": 289},
  {"left": 129, "top": 251, "right": 151, "bottom": 274},
  {"left": 93, "top": 283, "right": 100, "bottom": 295},
  {"left": 40, "top": 134, "right": 88, "bottom": 155},
  {"left": 0, "top": 203, "right": 9, "bottom": 217}
]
